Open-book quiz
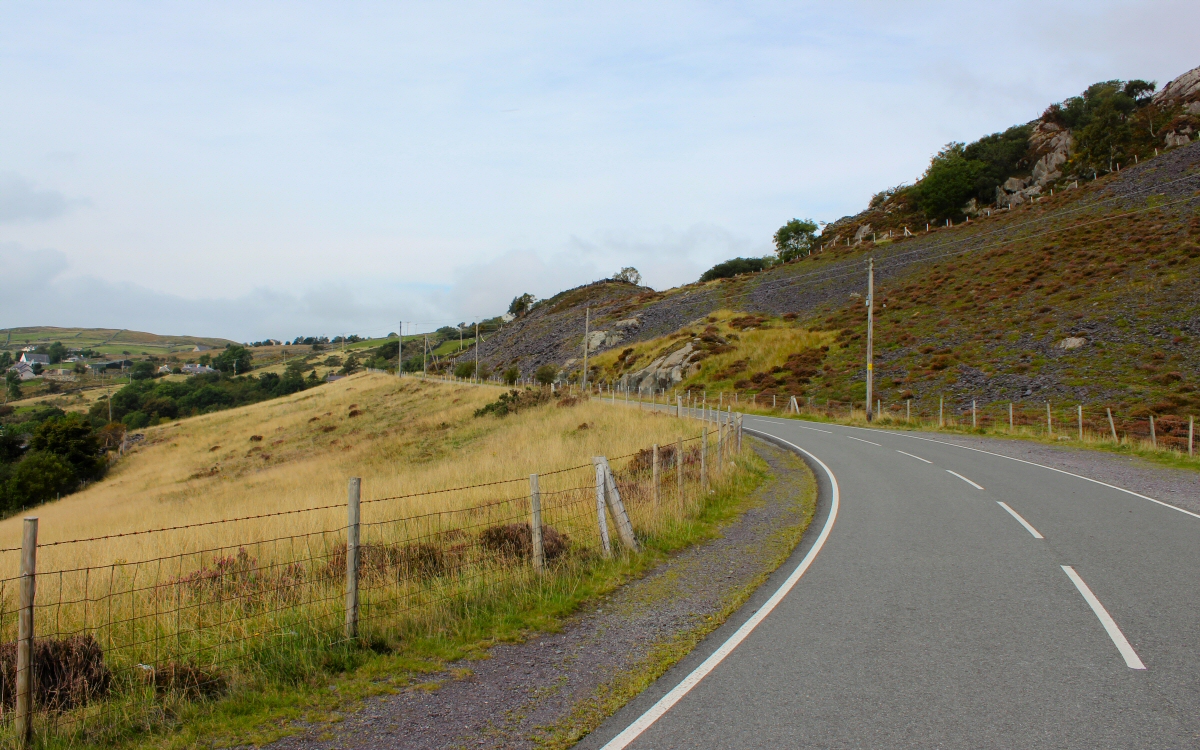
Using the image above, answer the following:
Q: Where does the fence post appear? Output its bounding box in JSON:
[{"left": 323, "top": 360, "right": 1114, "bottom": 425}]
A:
[
  {"left": 16, "top": 517, "right": 37, "bottom": 748},
  {"left": 939, "top": 396, "right": 944, "bottom": 427},
  {"left": 596, "top": 457, "right": 639, "bottom": 552},
  {"left": 1150, "top": 415, "right": 1156, "bottom": 448},
  {"left": 737, "top": 414, "right": 742, "bottom": 452},
  {"left": 1190, "top": 416, "right": 1195, "bottom": 457},
  {"left": 529, "top": 473, "right": 544, "bottom": 574},
  {"left": 701, "top": 425, "right": 708, "bottom": 496},
  {"left": 676, "top": 395, "right": 682, "bottom": 418},
  {"left": 1107, "top": 408, "right": 1118, "bottom": 443},
  {"left": 972, "top": 400, "right": 977, "bottom": 429},
  {"left": 345, "top": 478, "right": 360, "bottom": 640},
  {"left": 651, "top": 444, "right": 660, "bottom": 507},
  {"left": 1078, "top": 405, "right": 1083, "bottom": 441},
  {"left": 676, "top": 436, "right": 683, "bottom": 499},
  {"left": 1009, "top": 403, "right": 1014, "bottom": 432},
  {"left": 906, "top": 399, "right": 911, "bottom": 423},
  {"left": 1046, "top": 402, "right": 1052, "bottom": 436},
  {"left": 594, "top": 462, "right": 612, "bottom": 556}
]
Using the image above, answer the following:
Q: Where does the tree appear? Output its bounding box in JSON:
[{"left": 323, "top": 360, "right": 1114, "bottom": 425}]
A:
[
  {"left": 47, "top": 342, "right": 67, "bottom": 364},
  {"left": 535, "top": 364, "right": 559, "bottom": 385},
  {"left": 5, "top": 370, "right": 21, "bottom": 401},
  {"left": 911, "top": 143, "right": 986, "bottom": 221},
  {"left": 131, "top": 361, "right": 156, "bottom": 380},
  {"left": 31, "top": 363, "right": 43, "bottom": 376},
  {"left": 340, "top": 353, "right": 361, "bottom": 375},
  {"left": 700, "top": 257, "right": 771, "bottom": 282},
  {"left": 213, "top": 345, "right": 252, "bottom": 375},
  {"left": 4, "top": 451, "right": 76, "bottom": 509},
  {"left": 612, "top": 267, "right": 642, "bottom": 285},
  {"left": 503, "top": 366, "right": 520, "bottom": 386},
  {"left": 773, "top": 219, "right": 819, "bottom": 262},
  {"left": 0, "top": 351, "right": 12, "bottom": 370},
  {"left": 454, "top": 361, "right": 477, "bottom": 379},
  {"left": 508, "top": 293, "right": 536, "bottom": 317},
  {"left": 30, "top": 413, "right": 106, "bottom": 482}
]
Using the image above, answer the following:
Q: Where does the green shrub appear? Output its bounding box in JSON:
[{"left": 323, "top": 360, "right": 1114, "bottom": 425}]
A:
[
  {"left": 503, "top": 367, "right": 519, "bottom": 386},
  {"left": 30, "top": 414, "right": 105, "bottom": 482},
  {"left": 535, "top": 364, "right": 559, "bottom": 385},
  {"left": 700, "top": 257, "right": 771, "bottom": 282},
  {"left": 454, "top": 362, "right": 477, "bottom": 379},
  {"left": 5, "top": 451, "right": 76, "bottom": 509}
]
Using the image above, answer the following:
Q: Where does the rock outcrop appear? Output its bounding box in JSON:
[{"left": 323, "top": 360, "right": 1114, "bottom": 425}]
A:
[{"left": 617, "top": 342, "right": 701, "bottom": 394}]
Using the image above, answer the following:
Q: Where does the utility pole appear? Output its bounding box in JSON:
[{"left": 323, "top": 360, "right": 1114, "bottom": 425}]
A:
[
  {"left": 398, "top": 321, "right": 403, "bottom": 377},
  {"left": 475, "top": 322, "right": 479, "bottom": 380},
  {"left": 582, "top": 307, "right": 590, "bottom": 389},
  {"left": 423, "top": 333, "right": 427, "bottom": 376},
  {"left": 865, "top": 257, "right": 875, "bottom": 422}
]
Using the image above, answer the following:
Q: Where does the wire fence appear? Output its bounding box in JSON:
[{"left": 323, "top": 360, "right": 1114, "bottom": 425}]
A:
[{"left": 0, "top": 416, "right": 745, "bottom": 747}]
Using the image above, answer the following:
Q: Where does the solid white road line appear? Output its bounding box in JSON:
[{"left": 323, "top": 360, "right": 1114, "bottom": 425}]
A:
[
  {"left": 1061, "top": 566, "right": 1146, "bottom": 670},
  {"left": 946, "top": 470, "right": 984, "bottom": 490},
  {"left": 845, "top": 435, "right": 881, "bottom": 446},
  {"left": 997, "top": 501, "right": 1044, "bottom": 539},
  {"left": 747, "top": 417, "right": 832, "bottom": 434},
  {"left": 599, "top": 430, "right": 841, "bottom": 750},
  {"left": 895, "top": 450, "right": 932, "bottom": 464},
  {"left": 847, "top": 425, "right": 1200, "bottom": 521}
]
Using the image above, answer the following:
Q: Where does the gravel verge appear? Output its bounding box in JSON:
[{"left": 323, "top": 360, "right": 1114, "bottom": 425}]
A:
[{"left": 266, "top": 439, "right": 815, "bottom": 750}]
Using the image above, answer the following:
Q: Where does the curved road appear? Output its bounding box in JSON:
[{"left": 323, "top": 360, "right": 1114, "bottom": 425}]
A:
[{"left": 581, "top": 413, "right": 1200, "bottom": 749}]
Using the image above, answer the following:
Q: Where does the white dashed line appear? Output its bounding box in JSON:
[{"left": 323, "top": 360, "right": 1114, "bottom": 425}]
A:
[
  {"left": 1061, "top": 566, "right": 1145, "bottom": 669},
  {"left": 946, "top": 470, "right": 983, "bottom": 490},
  {"left": 895, "top": 450, "right": 932, "bottom": 464},
  {"left": 845, "top": 436, "right": 881, "bottom": 446},
  {"left": 997, "top": 502, "right": 1043, "bottom": 538}
]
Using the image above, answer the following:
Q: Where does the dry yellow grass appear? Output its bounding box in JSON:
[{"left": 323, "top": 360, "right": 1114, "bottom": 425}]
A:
[{"left": 0, "top": 373, "right": 696, "bottom": 576}]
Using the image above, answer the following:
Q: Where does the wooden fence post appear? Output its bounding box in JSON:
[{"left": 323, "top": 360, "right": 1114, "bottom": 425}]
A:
[
  {"left": 701, "top": 425, "right": 708, "bottom": 496},
  {"left": 676, "top": 436, "right": 683, "bottom": 499},
  {"left": 651, "top": 445, "right": 660, "bottom": 507},
  {"left": 16, "top": 517, "right": 37, "bottom": 748},
  {"left": 736, "top": 415, "right": 742, "bottom": 452},
  {"left": 972, "top": 399, "right": 977, "bottom": 428},
  {"left": 1107, "top": 408, "right": 1118, "bottom": 443},
  {"left": 596, "top": 457, "right": 639, "bottom": 552},
  {"left": 939, "top": 396, "right": 944, "bottom": 427},
  {"left": 1190, "top": 416, "right": 1194, "bottom": 457},
  {"left": 676, "top": 395, "right": 682, "bottom": 418},
  {"left": 1046, "top": 402, "right": 1052, "bottom": 435},
  {"left": 529, "top": 473, "right": 544, "bottom": 574},
  {"left": 594, "top": 463, "right": 612, "bottom": 557},
  {"left": 1150, "top": 415, "right": 1156, "bottom": 448},
  {"left": 345, "top": 478, "right": 360, "bottom": 640},
  {"left": 1009, "top": 403, "right": 1014, "bottom": 432},
  {"left": 1077, "top": 405, "right": 1083, "bottom": 441},
  {"left": 907, "top": 399, "right": 911, "bottom": 423}
]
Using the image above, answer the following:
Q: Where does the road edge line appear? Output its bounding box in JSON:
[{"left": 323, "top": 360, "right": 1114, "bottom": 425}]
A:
[
  {"left": 598, "top": 429, "right": 841, "bottom": 749},
  {"left": 1061, "top": 565, "right": 1146, "bottom": 669}
]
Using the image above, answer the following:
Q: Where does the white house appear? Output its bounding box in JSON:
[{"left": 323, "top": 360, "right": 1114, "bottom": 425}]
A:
[
  {"left": 193, "top": 344, "right": 213, "bottom": 352},
  {"left": 6, "top": 362, "right": 36, "bottom": 381},
  {"left": 158, "top": 364, "right": 173, "bottom": 374},
  {"left": 19, "top": 353, "right": 50, "bottom": 366},
  {"left": 181, "top": 363, "right": 218, "bottom": 375}
]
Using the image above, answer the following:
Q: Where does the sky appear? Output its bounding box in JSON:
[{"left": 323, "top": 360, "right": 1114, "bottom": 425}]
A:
[{"left": 2, "top": 1, "right": 1197, "bottom": 341}]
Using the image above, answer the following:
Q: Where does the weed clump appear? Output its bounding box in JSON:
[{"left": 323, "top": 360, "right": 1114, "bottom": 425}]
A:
[
  {"left": 0, "top": 634, "right": 111, "bottom": 711},
  {"left": 142, "top": 661, "right": 226, "bottom": 700},
  {"left": 326, "top": 541, "right": 447, "bottom": 582},
  {"left": 479, "top": 523, "right": 568, "bottom": 561},
  {"left": 474, "top": 389, "right": 551, "bottom": 418}
]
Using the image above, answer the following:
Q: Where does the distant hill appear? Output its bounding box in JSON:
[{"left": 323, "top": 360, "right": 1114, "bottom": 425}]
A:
[{"left": 1, "top": 327, "right": 236, "bottom": 356}]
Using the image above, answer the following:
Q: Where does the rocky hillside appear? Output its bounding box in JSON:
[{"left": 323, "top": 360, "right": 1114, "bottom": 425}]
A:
[{"left": 455, "top": 65, "right": 1200, "bottom": 421}]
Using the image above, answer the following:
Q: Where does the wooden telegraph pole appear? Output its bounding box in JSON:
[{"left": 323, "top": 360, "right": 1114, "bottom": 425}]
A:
[
  {"left": 475, "top": 322, "right": 479, "bottom": 381},
  {"left": 582, "top": 307, "right": 590, "bottom": 390},
  {"left": 865, "top": 257, "right": 875, "bottom": 422}
]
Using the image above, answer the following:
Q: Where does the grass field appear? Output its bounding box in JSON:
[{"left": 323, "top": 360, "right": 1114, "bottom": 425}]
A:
[{"left": 0, "top": 373, "right": 753, "bottom": 748}]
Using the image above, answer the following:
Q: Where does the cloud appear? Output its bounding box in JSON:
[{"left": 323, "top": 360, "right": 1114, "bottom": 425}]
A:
[{"left": 0, "top": 174, "right": 86, "bottom": 223}]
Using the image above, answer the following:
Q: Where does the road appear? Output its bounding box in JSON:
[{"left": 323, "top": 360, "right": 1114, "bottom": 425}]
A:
[{"left": 581, "top": 412, "right": 1200, "bottom": 749}]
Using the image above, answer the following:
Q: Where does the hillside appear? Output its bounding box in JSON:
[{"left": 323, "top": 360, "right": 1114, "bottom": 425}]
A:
[
  {"left": 450, "top": 70, "right": 1200, "bottom": 428},
  {"left": 1, "top": 326, "right": 235, "bottom": 356}
]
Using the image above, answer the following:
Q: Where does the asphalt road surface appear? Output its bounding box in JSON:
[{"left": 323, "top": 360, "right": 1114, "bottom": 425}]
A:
[{"left": 580, "top": 412, "right": 1200, "bottom": 749}]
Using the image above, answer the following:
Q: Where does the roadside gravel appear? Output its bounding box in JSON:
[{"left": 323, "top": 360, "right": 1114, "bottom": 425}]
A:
[{"left": 267, "top": 439, "right": 815, "bottom": 750}]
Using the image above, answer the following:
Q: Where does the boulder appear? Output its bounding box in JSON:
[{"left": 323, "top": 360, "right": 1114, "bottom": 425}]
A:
[
  {"left": 1152, "top": 65, "right": 1200, "bottom": 107},
  {"left": 1056, "top": 337, "right": 1086, "bottom": 350},
  {"left": 853, "top": 224, "right": 872, "bottom": 244},
  {"left": 1164, "top": 131, "right": 1193, "bottom": 148},
  {"left": 618, "top": 343, "right": 698, "bottom": 393}
]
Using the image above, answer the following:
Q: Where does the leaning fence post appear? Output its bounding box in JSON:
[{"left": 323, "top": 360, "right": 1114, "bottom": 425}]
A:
[
  {"left": 1107, "top": 408, "right": 1118, "bottom": 443},
  {"left": 529, "top": 474, "right": 544, "bottom": 574},
  {"left": 16, "top": 517, "right": 38, "bottom": 748},
  {"left": 594, "top": 463, "right": 612, "bottom": 557},
  {"left": 345, "top": 478, "right": 360, "bottom": 640},
  {"left": 651, "top": 444, "right": 660, "bottom": 507},
  {"left": 596, "top": 457, "right": 639, "bottom": 551}
]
